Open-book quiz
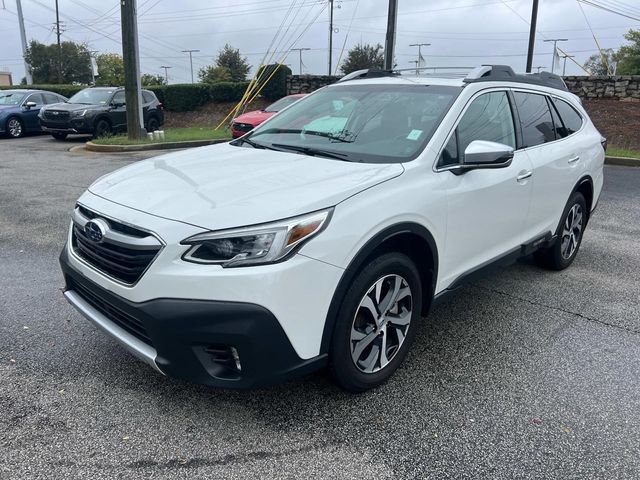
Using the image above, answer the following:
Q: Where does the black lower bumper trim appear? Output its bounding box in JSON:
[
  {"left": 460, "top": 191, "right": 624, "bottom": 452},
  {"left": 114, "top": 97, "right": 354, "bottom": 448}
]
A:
[{"left": 60, "top": 246, "right": 326, "bottom": 388}]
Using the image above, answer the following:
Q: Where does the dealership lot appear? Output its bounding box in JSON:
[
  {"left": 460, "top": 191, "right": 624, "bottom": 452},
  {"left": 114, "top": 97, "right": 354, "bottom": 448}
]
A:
[{"left": 1, "top": 135, "right": 639, "bottom": 479}]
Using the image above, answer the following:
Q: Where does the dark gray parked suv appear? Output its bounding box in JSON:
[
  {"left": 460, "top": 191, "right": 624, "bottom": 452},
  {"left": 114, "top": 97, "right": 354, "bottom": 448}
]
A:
[{"left": 39, "top": 87, "right": 164, "bottom": 140}]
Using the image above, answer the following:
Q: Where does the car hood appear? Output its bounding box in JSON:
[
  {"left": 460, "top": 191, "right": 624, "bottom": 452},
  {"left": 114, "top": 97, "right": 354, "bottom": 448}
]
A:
[
  {"left": 88, "top": 142, "right": 404, "bottom": 231},
  {"left": 233, "top": 110, "right": 273, "bottom": 126},
  {"left": 47, "top": 102, "right": 101, "bottom": 112}
]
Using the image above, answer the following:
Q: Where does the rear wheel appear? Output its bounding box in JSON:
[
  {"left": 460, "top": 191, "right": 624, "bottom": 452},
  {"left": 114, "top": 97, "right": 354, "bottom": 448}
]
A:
[
  {"left": 535, "top": 191, "right": 587, "bottom": 270},
  {"left": 6, "top": 117, "right": 24, "bottom": 138},
  {"left": 146, "top": 116, "right": 159, "bottom": 132},
  {"left": 93, "top": 119, "right": 112, "bottom": 138},
  {"left": 51, "top": 132, "right": 68, "bottom": 140},
  {"left": 329, "top": 252, "right": 422, "bottom": 392}
]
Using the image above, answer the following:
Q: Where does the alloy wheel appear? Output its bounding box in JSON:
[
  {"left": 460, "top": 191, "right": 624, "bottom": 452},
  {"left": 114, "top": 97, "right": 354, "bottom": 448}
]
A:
[
  {"left": 561, "top": 203, "right": 583, "bottom": 259},
  {"left": 350, "top": 274, "right": 413, "bottom": 373},
  {"left": 8, "top": 118, "right": 22, "bottom": 137}
]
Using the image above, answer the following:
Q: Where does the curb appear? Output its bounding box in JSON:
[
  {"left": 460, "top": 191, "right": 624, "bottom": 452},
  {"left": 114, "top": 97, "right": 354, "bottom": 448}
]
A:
[
  {"left": 604, "top": 156, "right": 640, "bottom": 167},
  {"left": 85, "top": 138, "right": 230, "bottom": 152}
]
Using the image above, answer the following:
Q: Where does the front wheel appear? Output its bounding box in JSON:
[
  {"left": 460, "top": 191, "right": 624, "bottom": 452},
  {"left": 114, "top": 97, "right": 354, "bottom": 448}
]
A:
[
  {"left": 535, "top": 191, "right": 587, "bottom": 270},
  {"left": 146, "top": 116, "right": 159, "bottom": 132},
  {"left": 93, "top": 119, "right": 112, "bottom": 138},
  {"left": 329, "top": 252, "right": 422, "bottom": 392},
  {"left": 6, "top": 117, "right": 24, "bottom": 138}
]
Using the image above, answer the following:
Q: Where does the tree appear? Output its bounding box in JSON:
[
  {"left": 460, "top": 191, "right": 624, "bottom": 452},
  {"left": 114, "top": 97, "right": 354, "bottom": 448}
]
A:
[
  {"left": 615, "top": 29, "right": 640, "bottom": 75},
  {"left": 24, "top": 40, "right": 92, "bottom": 84},
  {"left": 198, "top": 65, "right": 232, "bottom": 84},
  {"left": 215, "top": 44, "right": 250, "bottom": 82},
  {"left": 95, "top": 53, "right": 125, "bottom": 86},
  {"left": 141, "top": 73, "right": 166, "bottom": 86},
  {"left": 340, "top": 43, "right": 384, "bottom": 75},
  {"left": 584, "top": 48, "right": 616, "bottom": 75}
]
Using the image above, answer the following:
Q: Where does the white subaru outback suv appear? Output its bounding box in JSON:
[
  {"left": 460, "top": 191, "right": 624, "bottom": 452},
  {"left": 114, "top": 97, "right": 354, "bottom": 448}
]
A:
[{"left": 60, "top": 65, "right": 604, "bottom": 392}]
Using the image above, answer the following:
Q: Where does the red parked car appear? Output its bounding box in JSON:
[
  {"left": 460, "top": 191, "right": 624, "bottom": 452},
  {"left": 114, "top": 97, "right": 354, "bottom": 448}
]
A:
[{"left": 231, "top": 93, "right": 306, "bottom": 138}]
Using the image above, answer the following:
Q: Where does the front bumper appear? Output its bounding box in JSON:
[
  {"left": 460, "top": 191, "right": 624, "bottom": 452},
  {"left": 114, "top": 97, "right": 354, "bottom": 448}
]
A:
[{"left": 60, "top": 247, "right": 327, "bottom": 388}]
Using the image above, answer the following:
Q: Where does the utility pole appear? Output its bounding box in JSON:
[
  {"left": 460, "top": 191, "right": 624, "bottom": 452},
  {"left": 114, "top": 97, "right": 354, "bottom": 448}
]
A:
[
  {"left": 409, "top": 42, "right": 430, "bottom": 72},
  {"left": 160, "top": 65, "right": 171, "bottom": 84},
  {"left": 121, "top": 0, "right": 145, "bottom": 140},
  {"left": 384, "top": 0, "right": 398, "bottom": 70},
  {"left": 291, "top": 48, "right": 310, "bottom": 75},
  {"left": 525, "top": 0, "right": 539, "bottom": 73},
  {"left": 16, "top": 0, "right": 32, "bottom": 84},
  {"left": 543, "top": 38, "right": 568, "bottom": 73},
  {"left": 561, "top": 54, "right": 574, "bottom": 76},
  {"left": 182, "top": 49, "right": 200, "bottom": 83},
  {"left": 409, "top": 60, "right": 419, "bottom": 74},
  {"left": 328, "top": 0, "right": 334, "bottom": 75},
  {"left": 55, "top": 0, "right": 62, "bottom": 83},
  {"left": 535, "top": 66, "right": 546, "bottom": 73}
]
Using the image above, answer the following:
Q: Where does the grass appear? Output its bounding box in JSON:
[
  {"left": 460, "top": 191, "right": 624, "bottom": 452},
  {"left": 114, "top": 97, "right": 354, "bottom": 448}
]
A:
[
  {"left": 92, "top": 127, "right": 230, "bottom": 145},
  {"left": 606, "top": 147, "right": 640, "bottom": 159}
]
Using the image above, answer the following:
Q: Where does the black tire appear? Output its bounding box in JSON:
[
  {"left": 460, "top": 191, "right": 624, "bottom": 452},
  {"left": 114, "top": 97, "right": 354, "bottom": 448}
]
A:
[
  {"left": 146, "top": 116, "right": 159, "bottom": 132},
  {"left": 329, "top": 252, "right": 423, "bottom": 392},
  {"left": 534, "top": 191, "right": 587, "bottom": 270},
  {"left": 6, "top": 116, "right": 24, "bottom": 138},
  {"left": 93, "top": 119, "right": 112, "bottom": 138},
  {"left": 51, "top": 132, "right": 68, "bottom": 140}
]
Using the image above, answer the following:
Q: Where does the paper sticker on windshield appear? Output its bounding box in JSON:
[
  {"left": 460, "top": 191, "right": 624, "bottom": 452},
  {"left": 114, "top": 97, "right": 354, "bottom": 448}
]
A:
[{"left": 407, "top": 129, "right": 422, "bottom": 141}]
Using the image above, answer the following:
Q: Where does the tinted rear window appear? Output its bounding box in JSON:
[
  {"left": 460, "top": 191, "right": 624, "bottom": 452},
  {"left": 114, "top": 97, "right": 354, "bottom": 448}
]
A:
[
  {"left": 552, "top": 98, "right": 583, "bottom": 136},
  {"left": 514, "top": 92, "right": 555, "bottom": 148}
]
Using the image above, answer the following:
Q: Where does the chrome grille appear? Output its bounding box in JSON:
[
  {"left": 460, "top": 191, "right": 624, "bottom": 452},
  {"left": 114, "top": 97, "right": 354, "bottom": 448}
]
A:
[
  {"left": 233, "top": 122, "right": 254, "bottom": 133},
  {"left": 71, "top": 205, "right": 163, "bottom": 285}
]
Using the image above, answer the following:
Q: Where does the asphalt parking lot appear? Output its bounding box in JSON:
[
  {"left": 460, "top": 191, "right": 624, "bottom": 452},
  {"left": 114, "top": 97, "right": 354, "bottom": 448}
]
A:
[{"left": 1, "top": 134, "right": 639, "bottom": 479}]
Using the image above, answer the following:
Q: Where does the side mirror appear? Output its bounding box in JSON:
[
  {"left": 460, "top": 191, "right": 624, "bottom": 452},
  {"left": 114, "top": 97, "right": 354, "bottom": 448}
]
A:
[
  {"left": 463, "top": 140, "right": 514, "bottom": 167},
  {"left": 24, "top": 101, "right": 37, "bottom": 109},
  {"left": 111, "top": 101, "right": 125, "bottom": 108}
]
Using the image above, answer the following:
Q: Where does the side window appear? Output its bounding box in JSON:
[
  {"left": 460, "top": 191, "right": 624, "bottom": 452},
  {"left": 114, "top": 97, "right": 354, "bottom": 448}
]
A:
[
  {"left": 548, "top": 97, "right": 567, "bottom": 139},
  {"left": 44, "top": 93, "right": 61, "bottom": 104},
  {"left": 439, "top": 91, "right": 515, "bottom": 166},
  {"left": 552, "top": 98, "right": 583, "bottom": 136},
  {"left": 25, "top": 93, "right": 44, "bottom": 106},
  {"left": 513, "top": 92, "right": 555, "bottom": 147},
  {"left": 111, "top": 91, "right": 126, "bottom": 105},
  {"left": 142, "top": 91, "right": 153, "bottom": 103}
]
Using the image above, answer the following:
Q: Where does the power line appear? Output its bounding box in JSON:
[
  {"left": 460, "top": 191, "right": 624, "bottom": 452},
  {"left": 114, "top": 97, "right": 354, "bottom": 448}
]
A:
[{"left": 577, "top": 0, "right": 640, "bottom": 21}]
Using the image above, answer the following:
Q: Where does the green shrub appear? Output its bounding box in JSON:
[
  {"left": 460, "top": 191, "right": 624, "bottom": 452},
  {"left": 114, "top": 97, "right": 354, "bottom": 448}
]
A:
[
  {"left": 254, "top": 64, "right": 291, "bottom": 100},
  {"left": 0, "top": 84, "right": 86, "bottom": 98}
]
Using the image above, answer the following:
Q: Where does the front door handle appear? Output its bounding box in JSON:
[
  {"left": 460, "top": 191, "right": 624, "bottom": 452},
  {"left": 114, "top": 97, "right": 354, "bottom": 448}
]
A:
[
  {"left": 568, "top": 156, "right": 580, "bottom": 164},
  {"left": 516, "top": 170, "right": 533, "bottom": 182}
]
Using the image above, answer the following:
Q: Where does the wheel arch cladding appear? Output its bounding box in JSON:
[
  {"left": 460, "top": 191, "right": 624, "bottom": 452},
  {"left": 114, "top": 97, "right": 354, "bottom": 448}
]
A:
[
  {"left": 320, "top": 223, "right": 438, "bottom": 353},
  {"left": 574, "top": 175, "right": 594, "bottom": 223}
]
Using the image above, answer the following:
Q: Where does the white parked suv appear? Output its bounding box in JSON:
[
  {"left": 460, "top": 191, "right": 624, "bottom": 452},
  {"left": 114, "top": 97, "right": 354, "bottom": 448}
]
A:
[{"left": 60, "top": 65, "right": 605, "bottom": 392}]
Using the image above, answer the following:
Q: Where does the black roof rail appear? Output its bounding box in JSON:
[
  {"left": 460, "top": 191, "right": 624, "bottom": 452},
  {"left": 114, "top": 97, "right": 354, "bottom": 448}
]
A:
[
  {"left": 337, "top": 68, "right": 398, "bottom": 83},
  {"left": 463, "top": 64, "right": 568, "bottom": 91}
]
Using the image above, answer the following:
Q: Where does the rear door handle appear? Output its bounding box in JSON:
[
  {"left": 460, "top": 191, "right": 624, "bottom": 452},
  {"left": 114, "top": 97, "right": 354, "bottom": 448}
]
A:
[
  {"left": 568, "top": 156, "right": 580, "bottom": 164},
  {"left": 516, "top": 170, "right": 532, "bottom": 182}
]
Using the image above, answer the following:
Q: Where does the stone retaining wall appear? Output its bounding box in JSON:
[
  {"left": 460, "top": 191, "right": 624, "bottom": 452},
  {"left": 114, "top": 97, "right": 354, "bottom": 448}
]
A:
[{"left": 287, "top": 74, "right": 640, "bottom": 101}]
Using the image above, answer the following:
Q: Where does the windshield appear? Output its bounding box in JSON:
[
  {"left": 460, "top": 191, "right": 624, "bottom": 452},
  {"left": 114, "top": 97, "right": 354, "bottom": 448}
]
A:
[
  {"left": 242, "top": 83, "right": 461, "bottom": 163},
  {"left": 264, "top": 95, "right": 303, "bottom": 113},
  {"left": 0, "top": 92, "right": 26, "bottom": 105},
  {"left": 68, "top": 88, "right": 114, "bottom": 105}
]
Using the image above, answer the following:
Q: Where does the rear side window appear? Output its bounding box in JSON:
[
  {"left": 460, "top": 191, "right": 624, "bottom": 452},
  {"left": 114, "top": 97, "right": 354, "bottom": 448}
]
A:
[
  {"left": 439, "top": 91, "right": 515, "bottom": 167},
  {"left": 513, "top": 92, "right": 555, "bottom": 148},
  {"left": 552, "top": 98, "right": 583, "bottom": 136}
]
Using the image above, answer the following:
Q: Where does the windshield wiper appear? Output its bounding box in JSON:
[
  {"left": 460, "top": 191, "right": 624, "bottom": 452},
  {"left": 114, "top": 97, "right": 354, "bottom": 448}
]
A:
[
  {"left": 252, "top": 128, "right": 352, "bottom": 143},
  {"left": 234, "top": 136, "right": 281, "bottom": 151},
  {"left": 271, "top": 143, "right": 351, "bottom": 161}
]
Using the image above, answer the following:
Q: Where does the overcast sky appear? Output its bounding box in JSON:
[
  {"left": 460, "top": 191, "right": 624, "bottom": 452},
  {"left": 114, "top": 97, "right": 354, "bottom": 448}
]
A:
[{"left": 0, "top": 0, "right": 638, "bottom": 84}]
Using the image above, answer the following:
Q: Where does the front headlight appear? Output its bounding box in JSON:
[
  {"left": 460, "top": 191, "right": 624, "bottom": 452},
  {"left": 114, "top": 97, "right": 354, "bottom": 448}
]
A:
[
  {"left": 71, "top": 109, "right": 87, "bottom": 117},
  {"left": 181, "top": 209, "right": 332, "bottom": 267}
]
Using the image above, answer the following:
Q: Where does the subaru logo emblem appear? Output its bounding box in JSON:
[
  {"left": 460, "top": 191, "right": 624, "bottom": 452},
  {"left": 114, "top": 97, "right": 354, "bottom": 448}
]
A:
[
  {"left": 84, "top": 219, "right": 108, "bottom": 243},
  {"left": 52, "top": 111, "right": 59, "bottom": 115}
]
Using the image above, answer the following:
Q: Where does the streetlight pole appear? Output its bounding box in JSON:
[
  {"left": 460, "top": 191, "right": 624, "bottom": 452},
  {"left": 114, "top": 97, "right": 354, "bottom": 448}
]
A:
[
  {"left": 409, "top": 43, "right": 430, "bottom": 74},
  {"left": 15, "top": 0, "right": 32, "bottom": 84},
  {"left": 291, "top": 48, "right": 310, "bottom": 75},
  {"left": 543, "top": 38, "right": 568, "bottom": 73},
  {"left": 561, "top": 54, "right": 574, "bottom": 76},
  {"left": 160, "top": 65, "right": 171, "bottom": 84},
  {"left": 328, "top": 0, "right": 334, "bottom": 75},
  {"left": 182, "top": 49, "right": 200, "bottom": 83},
  {"left": 525, "top": 0, "right": 539, "bottom": 73}
]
